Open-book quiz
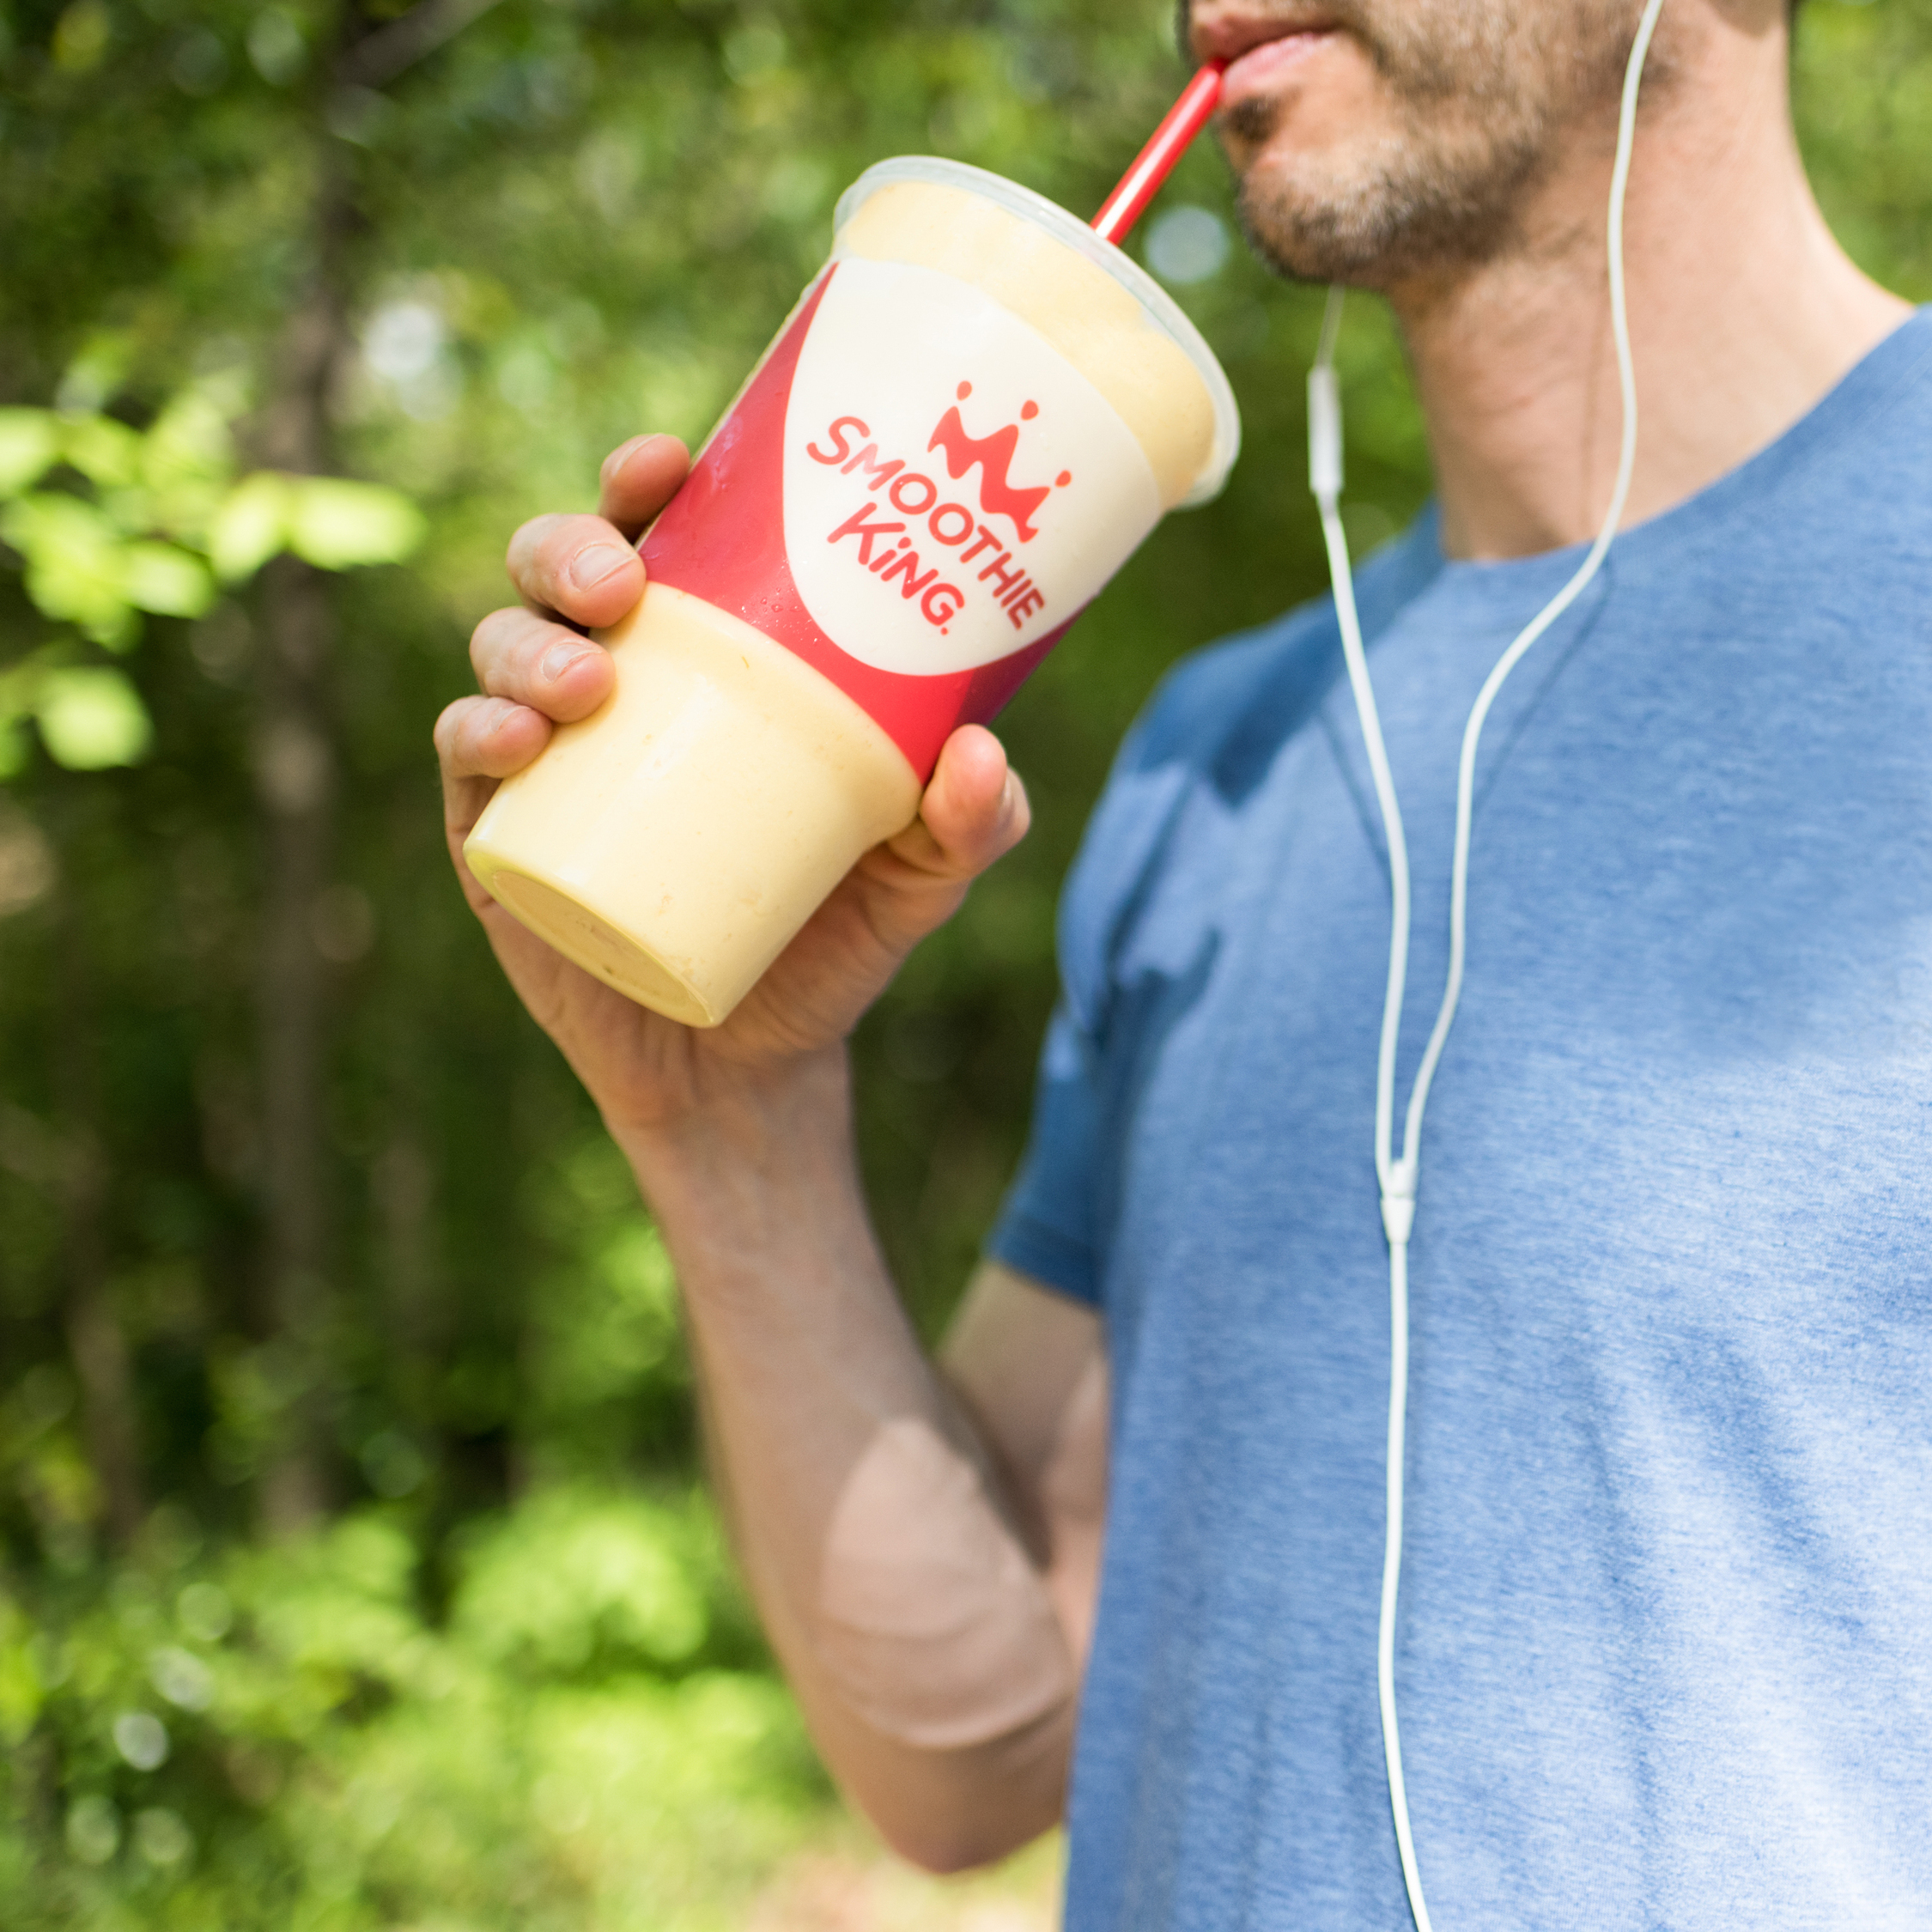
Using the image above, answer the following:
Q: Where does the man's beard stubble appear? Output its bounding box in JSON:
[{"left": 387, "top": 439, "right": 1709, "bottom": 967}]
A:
[{"left": 1209, "top": 1, "right": 1643, "bottom": 289}]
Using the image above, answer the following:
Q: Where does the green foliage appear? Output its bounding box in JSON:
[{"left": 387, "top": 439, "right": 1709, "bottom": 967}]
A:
[
  {"left": 0, "top": 1486, "right": 822, "bottom": 1929},
  {"left": 27, "top": 669, "right": 152, "bottom": 772},
  {"left": 453, "top": 1488, "right": 710, "bottom": 1674},
  {"left": 207, "top": 473, "right": 425, "bottom": 582},
  {"left": 0, "top": 386, "right": 420, "bottom": 770}
]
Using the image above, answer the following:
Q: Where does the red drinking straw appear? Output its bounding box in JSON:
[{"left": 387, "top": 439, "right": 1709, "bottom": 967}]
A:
[{"left": 1090, "top": 61, "right": 1228, "bottom": 246}]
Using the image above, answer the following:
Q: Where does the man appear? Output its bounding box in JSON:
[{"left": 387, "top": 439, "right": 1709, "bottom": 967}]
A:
[{"left": 435, "top": 1, "right": 1927, "bottom": 1923}]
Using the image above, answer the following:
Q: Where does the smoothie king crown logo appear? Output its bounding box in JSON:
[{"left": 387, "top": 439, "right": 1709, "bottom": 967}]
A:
[
  {"left": 805, "top": 380, "right": 1072, "bottom": 636},
  {"left": 927, "top": 384, "right": 1064, "bottom": 543},
  {"left": 647, "top": 255, "right": 1160, "bottom": 778}
]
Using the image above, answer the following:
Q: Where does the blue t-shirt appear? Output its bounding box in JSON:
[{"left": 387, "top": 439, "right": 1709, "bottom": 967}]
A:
[{"left": 989, "top": 310, "right": 1932, "bottom": 1930}]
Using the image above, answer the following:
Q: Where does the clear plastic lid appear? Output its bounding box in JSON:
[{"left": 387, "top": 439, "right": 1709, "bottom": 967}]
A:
[{"left": 833, "top": 155, "right": 1242, "bottom": 507}]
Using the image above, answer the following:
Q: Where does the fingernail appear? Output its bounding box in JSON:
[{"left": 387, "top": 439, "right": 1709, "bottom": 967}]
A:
[
  {"left": 540, "top": 642, "right": 590, "bottom": 683},
  {"left": 568, "top": 544, "right": 634, "bottom": 592},
  {"left": 601, "top": 434, "right": 655, "bottom": 478}
]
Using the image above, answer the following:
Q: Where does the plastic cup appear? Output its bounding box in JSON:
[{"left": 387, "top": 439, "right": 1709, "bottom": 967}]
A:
[{"left": 464, "top": 156, "right": 1241, "bottom": 1026}]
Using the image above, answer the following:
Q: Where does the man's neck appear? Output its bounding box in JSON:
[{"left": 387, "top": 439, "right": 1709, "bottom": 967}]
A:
[{"left": 1391, "top": 14, "right": 1911, "bottom": 564}]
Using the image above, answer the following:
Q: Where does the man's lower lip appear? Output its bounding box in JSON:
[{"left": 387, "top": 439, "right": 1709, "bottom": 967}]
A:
[{"left": 1221, "top": 29, "right": 1334, "bottom": 106}]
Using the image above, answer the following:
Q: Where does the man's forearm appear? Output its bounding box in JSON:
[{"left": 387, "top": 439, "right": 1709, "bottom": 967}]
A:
[{"left": 611, "top": 1047, "right": 1077, "bottom": 1870}]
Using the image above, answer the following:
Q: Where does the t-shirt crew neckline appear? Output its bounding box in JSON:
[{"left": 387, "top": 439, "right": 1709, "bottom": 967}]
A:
[{"left": 1414, "top": 304, "right": 1932, "bottom": 593}]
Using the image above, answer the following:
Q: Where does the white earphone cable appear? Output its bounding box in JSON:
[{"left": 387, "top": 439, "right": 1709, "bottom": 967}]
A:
[{"left": 1306, "top": 3, "right": 1668, "bottom": 1925}]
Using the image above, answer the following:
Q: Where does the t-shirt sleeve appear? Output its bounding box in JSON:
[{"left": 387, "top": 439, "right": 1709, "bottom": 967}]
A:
[
  {"left": 985, "top": 533, "right": 1437, "bottom": 1312},
  {"left": 983, "top": 657, "right": 1218, "bottom": 1309},
  {"left": 987, "top": 999, "right": 1108, "bottom": 1303}
]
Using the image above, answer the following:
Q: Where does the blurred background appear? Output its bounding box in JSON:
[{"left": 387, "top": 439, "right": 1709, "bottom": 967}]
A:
[{"left": 0, "top": 0, "right": 1925, "bottom": 1923}]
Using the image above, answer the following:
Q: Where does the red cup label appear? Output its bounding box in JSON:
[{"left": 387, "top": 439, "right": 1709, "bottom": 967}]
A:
[{"left": 642, "top": 258, "right": 1162, "bottom": 780}]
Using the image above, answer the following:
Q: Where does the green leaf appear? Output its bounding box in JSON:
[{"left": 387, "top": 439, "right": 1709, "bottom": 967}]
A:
[
  {"left": 0, "top": 492, "right": 118, "bottom": 568},
  {"left": 53, "top": 331, "right": 131, "bottom": 416},
  {"left": 0, "top": 411, "right": 59, "bottom": 498},
  {"left": 140, "top": 390, "right": 234, "bottom": 491},
  {"left": 208, "top": 472, "right": 292, "bottom": 582},
  {"left": 34, "top": 668, "right": 152, "bottom": 770},
  {"left": 141, "top": 391, "right": 239, "bottom": 544},
  {"left": 0, "top": 494, "right": 137, "bottom": 647},
  {"left": 121, "top": 542, "right": 216, "bottom": 619},
  {"left": 286, "top": 478, "right": 425, "bottom": 570},
  {"left": 60, "top": 414, "right": 143, "bottom": 489}
]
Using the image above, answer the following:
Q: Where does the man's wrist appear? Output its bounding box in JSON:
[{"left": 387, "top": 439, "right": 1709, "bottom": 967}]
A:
[{"left": 607, "top": 1040, "right": 857, "bottom": 1226}]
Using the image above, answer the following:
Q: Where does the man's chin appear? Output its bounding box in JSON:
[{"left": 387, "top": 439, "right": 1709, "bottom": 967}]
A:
[
  {"left": 1234, "top": 128, "right": 1550, "bottom": 291},
  {"left": 1233, "top": 155, "right": 1384, "bottom": 287}
]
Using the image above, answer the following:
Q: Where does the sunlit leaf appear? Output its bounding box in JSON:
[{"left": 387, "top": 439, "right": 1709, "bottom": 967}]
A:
[
  {"left": 208, "top": 471, "right": 292, "bottom": 582},
  {"left": 0, "top": 494, "right": 137, "bottom": 645},
  {"left": 1, "top": 491, "right": 118, "bottom": 565},
  {"left": 140, "top": 390, "right": 234, "bottom": 491},
  {"left": 286, "top": 478, "right": 425, "bottom": 570},
  {"left": 34, "top": 667, "right": 153, "bottom": 770},
  {"left": 54, "top": 330, "right": 131, "bottom": 416},
  {"left": 97, "top": 485, "right": 160, "bottom": 540},
  {"left": 60, "top": 414, "right": 143, "bottom": 489},
  {"left": 0, "top": 411, "right": 59, "bottom": 497},
  {"left": 121, "top": 542, "right": 216, "bottom": 618},
  {"left": 142, "top": 393, "right": 237, "bottom": 544}
]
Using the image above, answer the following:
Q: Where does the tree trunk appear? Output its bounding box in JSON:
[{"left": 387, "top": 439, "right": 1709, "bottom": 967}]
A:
[
  {"left": 249, "top": 0, "right": 502, "bottom": 1534},
  {"left": 52, "top": 818, "right": 144, "bottom": 1547},
  {"left": 62, "top": 1228, "right": 143, "bottom": 1549},
  {"left": 251, "top": 137, "right": 354, "bottom": 1538}
]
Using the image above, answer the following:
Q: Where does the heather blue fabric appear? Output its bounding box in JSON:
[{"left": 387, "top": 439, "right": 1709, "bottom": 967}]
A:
[{"left": 988, "top": 310, "right": 1932, "bottom": 1930}]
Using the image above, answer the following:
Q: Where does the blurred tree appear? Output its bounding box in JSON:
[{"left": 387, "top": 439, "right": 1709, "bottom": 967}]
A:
[{"left": 0, "top": 388, "right": 422, "bottom": 1543}]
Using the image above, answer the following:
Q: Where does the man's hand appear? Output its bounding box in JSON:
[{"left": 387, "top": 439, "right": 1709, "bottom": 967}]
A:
[{"left": 434, "top": 431, "right": 1031, "bottom": 1139}]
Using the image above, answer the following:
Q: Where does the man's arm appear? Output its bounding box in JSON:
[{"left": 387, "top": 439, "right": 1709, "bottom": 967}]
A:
[
  {"left": 643, "top": 1085, "right": 1109, "bottom": 1868},
  {"left": 434, "top": 434, "right": 1109, "bottom": 1872}
]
